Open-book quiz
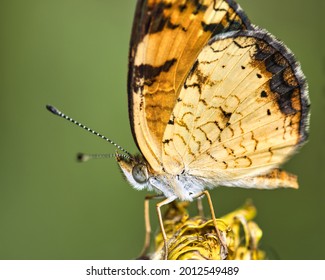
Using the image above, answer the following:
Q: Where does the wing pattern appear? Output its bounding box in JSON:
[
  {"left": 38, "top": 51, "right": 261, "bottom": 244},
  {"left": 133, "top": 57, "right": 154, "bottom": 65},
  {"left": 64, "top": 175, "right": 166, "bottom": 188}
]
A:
[{"left": 128, "top": 0, "right": 251, "bottom": 172}]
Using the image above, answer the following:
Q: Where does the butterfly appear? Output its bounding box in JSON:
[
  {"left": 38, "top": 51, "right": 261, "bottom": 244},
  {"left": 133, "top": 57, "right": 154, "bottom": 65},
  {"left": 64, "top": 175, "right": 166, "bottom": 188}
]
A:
[
  {"left": 116, "top": 0, "right": 309, "bottom": 257},
  {"left": 47, "top": 0, "right": 310, "bottom": 259}
]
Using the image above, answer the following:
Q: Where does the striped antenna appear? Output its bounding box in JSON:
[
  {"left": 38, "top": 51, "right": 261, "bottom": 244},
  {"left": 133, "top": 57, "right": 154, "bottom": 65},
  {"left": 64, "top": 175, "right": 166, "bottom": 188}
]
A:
[
  {"left": 77, "top": 152, "right": 131, "bottom": 163},
  {"left": 77, "top": 152, "right": 128, "bottom": 162},
  {"left": 46, "top": 105, "right": 132, "bottom": 157}
]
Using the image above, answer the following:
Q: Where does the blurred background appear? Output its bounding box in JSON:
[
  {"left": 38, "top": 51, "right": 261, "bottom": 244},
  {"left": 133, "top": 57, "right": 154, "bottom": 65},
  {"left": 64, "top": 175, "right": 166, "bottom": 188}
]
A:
[{"left": 0, "top": 0, "right": 324, "bottom": 259}]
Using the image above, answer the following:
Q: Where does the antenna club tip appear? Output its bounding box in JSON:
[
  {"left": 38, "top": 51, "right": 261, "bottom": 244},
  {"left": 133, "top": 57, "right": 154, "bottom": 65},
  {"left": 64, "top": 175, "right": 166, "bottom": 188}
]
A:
[
  {"left": 46, "top": 104, "right": 61, "bottom": 116},
  {"left": 76, "top": 152, "right": 88, "bottom": 162}
]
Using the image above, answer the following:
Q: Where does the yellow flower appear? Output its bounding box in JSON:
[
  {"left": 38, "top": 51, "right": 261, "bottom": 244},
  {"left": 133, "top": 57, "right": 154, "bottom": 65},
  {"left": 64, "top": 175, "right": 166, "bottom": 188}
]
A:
[{"left": 150, "top": 201, "right": 264, "bottom": 260}]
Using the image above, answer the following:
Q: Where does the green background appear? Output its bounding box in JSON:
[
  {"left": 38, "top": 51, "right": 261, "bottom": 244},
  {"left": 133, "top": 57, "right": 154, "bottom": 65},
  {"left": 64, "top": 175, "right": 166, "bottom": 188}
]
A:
[{"left": 1, "top": 0, "right": 324, "bottom": 259}]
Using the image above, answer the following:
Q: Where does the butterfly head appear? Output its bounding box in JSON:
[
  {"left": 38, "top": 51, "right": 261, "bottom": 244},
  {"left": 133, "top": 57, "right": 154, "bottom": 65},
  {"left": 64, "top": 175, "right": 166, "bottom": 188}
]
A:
[
  {"left": 116, "top": 153, "right": 205, "bottom": 200},
  {"left": 116, "top": 153, "right": 152, "bottom": 191}
]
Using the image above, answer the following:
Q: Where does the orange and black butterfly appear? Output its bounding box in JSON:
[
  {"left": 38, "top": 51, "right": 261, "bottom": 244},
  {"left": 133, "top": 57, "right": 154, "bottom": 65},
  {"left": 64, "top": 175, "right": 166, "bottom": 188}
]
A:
[
  {"left": 47, "top": 0, "right": 310, "bottom": 258},
  {"left": 119, "top": 0, "right": 309, "bottom": 201}
]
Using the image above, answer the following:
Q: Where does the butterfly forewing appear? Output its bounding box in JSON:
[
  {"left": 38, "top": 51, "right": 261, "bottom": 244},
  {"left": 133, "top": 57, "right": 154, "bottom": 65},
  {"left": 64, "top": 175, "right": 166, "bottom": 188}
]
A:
[{"left": 128, "top": 0, "right": 252, "bottom": 172}]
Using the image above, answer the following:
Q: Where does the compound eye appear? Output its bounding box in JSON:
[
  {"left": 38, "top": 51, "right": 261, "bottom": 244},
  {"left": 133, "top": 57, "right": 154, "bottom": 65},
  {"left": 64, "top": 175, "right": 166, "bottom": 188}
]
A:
[{"left": 132, "top": 164, "right": 148, "bottom": 184}]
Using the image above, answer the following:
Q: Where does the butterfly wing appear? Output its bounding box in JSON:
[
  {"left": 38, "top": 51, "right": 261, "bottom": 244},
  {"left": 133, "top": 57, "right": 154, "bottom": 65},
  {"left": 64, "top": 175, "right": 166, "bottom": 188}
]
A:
[
  {"left": 162, "top": 29, "right": 309, "bottom": 187},
  {"left": 128, "top": 0, "right": 251, "bottom": 172}
]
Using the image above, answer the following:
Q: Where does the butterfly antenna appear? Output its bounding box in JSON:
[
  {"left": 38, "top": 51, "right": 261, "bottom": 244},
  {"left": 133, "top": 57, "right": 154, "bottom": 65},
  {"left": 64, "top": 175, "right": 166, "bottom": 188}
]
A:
[
  {"left": 46, "top": 105, "right": 132, "bottom": 157},
  {"left": 77, "top": 152, "right": 130, "bottom": 162},
  {"left": 77, "top": 152, "right": 115, "bottom": 162}
]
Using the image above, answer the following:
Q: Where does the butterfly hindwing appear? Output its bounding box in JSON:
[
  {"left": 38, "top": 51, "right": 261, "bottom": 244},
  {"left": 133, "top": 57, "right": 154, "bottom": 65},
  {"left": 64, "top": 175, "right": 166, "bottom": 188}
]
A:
[
  {"left": 162, "top": 29, "right": 309, "bottom": 184},
  {"left": 128, "top": 0, "right": 252, "bottom": 172}
]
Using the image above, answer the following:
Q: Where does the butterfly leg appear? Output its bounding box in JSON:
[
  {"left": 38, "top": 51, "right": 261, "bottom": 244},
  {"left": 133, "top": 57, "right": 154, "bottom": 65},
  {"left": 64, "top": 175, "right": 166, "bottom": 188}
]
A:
[
  {"left": 138, "top": 194, "right": 164, "bottom": 259},
  {"left": 196, "top": 197, "right": 204, "bottom": 217},
  {"left": 193, "top": 190, "right": 228, "bottom": 259},
  {"left": 156, "top": 195, "right": 178, "bottom": 260}
]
